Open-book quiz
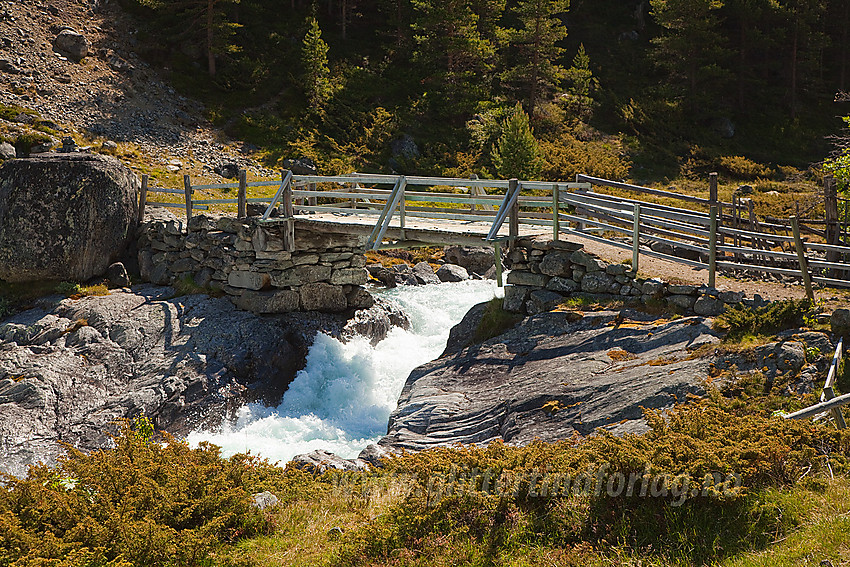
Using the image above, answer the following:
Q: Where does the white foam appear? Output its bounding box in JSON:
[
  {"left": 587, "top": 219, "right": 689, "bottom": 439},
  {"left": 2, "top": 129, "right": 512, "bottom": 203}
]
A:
[{"left": 187, "top": 279, "right": 501, "bottom": 463}]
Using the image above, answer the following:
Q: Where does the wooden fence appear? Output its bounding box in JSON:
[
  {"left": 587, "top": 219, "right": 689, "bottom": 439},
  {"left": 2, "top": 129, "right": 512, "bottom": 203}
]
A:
[
  {"left": 138, "top": 170, "right": 850, "bottom": 291},
  {"left": 785, "top": 337, "right": 847, "bottom": 428}
]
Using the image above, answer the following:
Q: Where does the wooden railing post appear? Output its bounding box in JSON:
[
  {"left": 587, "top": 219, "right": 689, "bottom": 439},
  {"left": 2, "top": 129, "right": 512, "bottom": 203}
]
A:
[
  {"left": 709, "top": 172, "right": 723, "bottom": 247},
  {"left": 709, "top": 205, "right": 718, "bottom": 288},
  {"left": 553, "top": 184, "right": 560, "bottom": 241},
  {"left": 821, "top": 338, "right": 847, "bottom": 429},
  {"left": 631, "top": 203, "right": 641, "bottom": 275},
  {"left": 399, "top": 175, "right": 406, "bottom": 240},
  {"left": 282, "top": 171, "right": 295, "bottom": 251},
  {"left": 237, "top": 169, "right": 247, "bottom": 218},
  {"left": 138, "top": 174, "right": 148, "bottom": 223},
  {"left": 183, "top": 174, "right": 193, "bottom": 220},
  {"left": 825, "top": 175, "right": 840, "bottom": 277},
  {"left": 509, "top": 178, "right": 519, "bottom": 250},
  {"left": 791, "top": 215, "right": 814, "bottom": 300}
]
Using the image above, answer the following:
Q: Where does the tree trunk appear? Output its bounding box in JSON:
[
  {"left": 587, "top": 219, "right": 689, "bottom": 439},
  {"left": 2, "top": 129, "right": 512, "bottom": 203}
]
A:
[
  {"left": 206, "top": 0, "right": 216, "bottom": 77},
  {"left": 737, "top": 21, "right": 747, "bottom": 111},
  {"left": 790, "top": 15, "right": 798, "bottom": 119},
  {"left": 841, "top": 2, "right": 848, "bottom": 91},
  {"left": 341, "top": 0, "right": 347, "bottom": 40},
  {"left": 529, "top": 6, "right": 541, "bottom": 115}
]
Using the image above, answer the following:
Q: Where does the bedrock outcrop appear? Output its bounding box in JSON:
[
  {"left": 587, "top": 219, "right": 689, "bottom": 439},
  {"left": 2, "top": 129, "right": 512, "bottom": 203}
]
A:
[
  {"left": 378, "top": 308, "right": 721, "bottom": 452},
  {"left": 0, "top": 286, "right": 408, "bottom": 478}
]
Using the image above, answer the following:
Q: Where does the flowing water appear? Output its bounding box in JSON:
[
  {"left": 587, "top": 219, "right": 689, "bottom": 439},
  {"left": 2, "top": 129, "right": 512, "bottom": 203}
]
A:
[{"left": 187, "top": 279, "right": 501, "bottom": 463}]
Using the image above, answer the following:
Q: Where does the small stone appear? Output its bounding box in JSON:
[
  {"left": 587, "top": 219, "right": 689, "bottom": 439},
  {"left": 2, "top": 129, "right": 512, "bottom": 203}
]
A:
[
  {"left": 668, "top": 284, "right": 697, "bottom": 295},
  {"left": 667, "top": 294, "right": 696, "bottom": 310},
  {"left": 412, "top": 261, "right": 440, "bottom": 285},
  {"left": 234, "top": 289, "right": 300, "bottom": 314},
  {"left": 506, "top": 271, "right": 549, "bottom": 287},
  {"left": 694, "top": 295, "right": 726, "bottom": 316},
  {"left": 605, "top": 263, "right": 629, "bottom": 276},
  {"left": 436, "top": 264, "right": 469, "bottom": 282},
  {"left": 227, "top": 271, "right": 270, "bottom": 290},
  {"left": 0, "top": 142, "right": 16, "bottom": 160},
  {"left": 526, "top": 290, "right": 563, "bottom": 315},
  {"left": 580, "top": 272, "right": 615, "bottom": 294},
  {"left": 546, "top": 277, "right": 579, "bottom": 293},
  {"left": 719, "top": 290, "right": 745, "bottom": 303},
  {"left": 831, "top": 308, "right": 850, "bottom": 339},
  {"left": 251, "top": 491, "right": 279, "bottom": 511},
  {"left": 539, "top": 251, "right": 573, "bottom": 277},
  {"left": 503, "top": 285, "right": 530, "bottom": 313},
  {"left": 641, "top": 279, "right": 665, "bottom": 295}
]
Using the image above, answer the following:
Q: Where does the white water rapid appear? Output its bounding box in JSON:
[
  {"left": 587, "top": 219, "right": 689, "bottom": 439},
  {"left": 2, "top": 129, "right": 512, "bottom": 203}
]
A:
[{"left": 187, "top": 279, "right": 502, "bottom": 463}]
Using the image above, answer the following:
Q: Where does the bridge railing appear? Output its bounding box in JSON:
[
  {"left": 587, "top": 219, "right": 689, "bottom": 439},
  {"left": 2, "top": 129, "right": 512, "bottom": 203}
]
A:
[{"left": 139, "top": 169, "right": 850, "bottom": 291}]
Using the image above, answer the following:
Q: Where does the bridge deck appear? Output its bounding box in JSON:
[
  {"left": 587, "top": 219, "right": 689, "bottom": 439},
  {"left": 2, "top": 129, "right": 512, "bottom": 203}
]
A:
[{"left": 290, "top": 212, "right": 547, "bottom": 247}]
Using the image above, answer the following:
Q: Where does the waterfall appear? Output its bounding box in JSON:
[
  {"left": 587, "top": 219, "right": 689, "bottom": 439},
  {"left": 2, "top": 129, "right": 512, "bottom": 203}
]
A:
[{"left": 187, "top": 279, "right": 501, "bottom": 463}]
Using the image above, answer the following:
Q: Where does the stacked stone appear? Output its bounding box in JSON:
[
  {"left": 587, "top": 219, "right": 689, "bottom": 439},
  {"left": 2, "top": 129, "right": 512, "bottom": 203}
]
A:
[
  {"left": 137, "top": 214, "right": 373, "bottom": 314},
  {"left": 503, "top": 236, "right": 754, "bottom": 316}
]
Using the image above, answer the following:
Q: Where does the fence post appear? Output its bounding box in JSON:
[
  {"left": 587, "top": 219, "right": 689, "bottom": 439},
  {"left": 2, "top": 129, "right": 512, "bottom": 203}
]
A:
[
  {"left": 509, "top": 178, "right": 519, "bottom": 250},
  {"left": 308, "top": 182, "right": 318, "bottom": 208},
  {"left": 553, "top": 184, "right": 560, "bottom": 241},
  {"left": 709, "top": 205, "right": 718, "bottom": 288},
  {"left": 138, "top": 174, "right": 148, "bottom": 223},
  {"left": 631, "top": 203, "right": 641, "bottom": 275},
  {"left": 183, "top": 174, "right": 193, "bottom": 221},
  {"left": 791, "top": 215, "right": 814, "bottom": 300},
  {"left": 709, "top": 172, "right": 722, "bottom": 246},
  {"left": 237, "top": 169, "right": 247, "bottom": 219},
  {"left": 494, "top": 241, "right": 503, "bottom": 287},
  {"left": 282, "top": 171, "right": 295, "bottom": 251},
  {"left": 399, "top": 175, "right": 406, "bottom": 240},
  {"left": 825, "top": 175, "right": 840, "bottom": 277}
]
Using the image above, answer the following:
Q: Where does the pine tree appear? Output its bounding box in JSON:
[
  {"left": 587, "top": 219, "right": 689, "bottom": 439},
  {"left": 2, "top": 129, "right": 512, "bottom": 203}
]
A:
[
  {"left": 139, "top": 0, "right": 241, "bottom": 77},
  {"left": 501, "top": 0, "right": 570, "bottom": 115},
  {"left": 411, "top": 0, "right": 501, "bottom": 119},
  {"left": 491, "top": 103, "right": 543, "bottom": 179},
  {"left": 302, "top": 17, "right": 332, "bottom": 110},
  {"left": 650, "top": 0, "right": 729, "bottom": 111},
  {"left": 563, "top": 43, "right": 599, "bottom": 121}
]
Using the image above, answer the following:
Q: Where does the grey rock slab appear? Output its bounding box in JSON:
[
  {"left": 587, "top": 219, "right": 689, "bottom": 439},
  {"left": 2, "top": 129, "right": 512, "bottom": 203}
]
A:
[
  {"left": 0, "top": 285, "right": 402, "bottom": 478},
  {"left": 380, "top": 312, "right": 719, "bottom": 452},
  {"left": 580, "top": 271, "right": 615, "bottom": 294},
  {"left": 506, "top": 271, "right": 549, "bottom": 287}
]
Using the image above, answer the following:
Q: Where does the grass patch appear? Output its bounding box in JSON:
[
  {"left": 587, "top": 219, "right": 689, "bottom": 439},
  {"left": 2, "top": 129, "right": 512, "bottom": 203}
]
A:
[
  {"left": 55, "top": 282, "right": 111, "bottom": 299},
  {"left": 474, "top": 297, "right": 522, "bottom": 342},
  {"left": 558, "top": 294, "right": 626, "bottom": 312},
  {"left": 171, "top": 275, "right": 211, "bottom": 298}
]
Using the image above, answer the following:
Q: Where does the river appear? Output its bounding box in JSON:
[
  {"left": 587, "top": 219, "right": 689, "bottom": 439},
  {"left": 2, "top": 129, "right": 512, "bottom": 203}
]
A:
[{"left": 187, "top": 279, "right": 501, "bottom": 463}]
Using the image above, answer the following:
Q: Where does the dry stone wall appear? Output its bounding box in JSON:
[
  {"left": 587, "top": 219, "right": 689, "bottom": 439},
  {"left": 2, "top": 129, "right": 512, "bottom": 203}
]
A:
[
  {"left": 504, "top": 236, "right": 756, "bottom": 315},
  {"left": 137, "top": 212, "right": 373, "bottom": 314}
]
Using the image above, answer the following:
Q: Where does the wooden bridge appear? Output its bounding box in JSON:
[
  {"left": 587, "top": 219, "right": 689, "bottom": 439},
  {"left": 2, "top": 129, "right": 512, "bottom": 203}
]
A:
[{"left": 139, "top": 171, "right": 850, "bottom": 292}]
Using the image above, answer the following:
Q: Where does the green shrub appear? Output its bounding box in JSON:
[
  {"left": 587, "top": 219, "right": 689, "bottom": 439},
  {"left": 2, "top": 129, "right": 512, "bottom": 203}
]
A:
[
  {"left": 14, "top": 132, "right": 53, "bottom": 155},
  {"left": 55, "top": 282, "right": 83, "bottom": 297},
  {"left": 341, "top": 397, "right": 849, "bottom": 565},
  {"left": 0, "top": 423, "right": 278, "bottom": 566},
  {"left": 719, "top": 155, "right": 776, "bottom": 180},
  {"left": 713, "top": 299, "right": 813, "bottom": 341}
]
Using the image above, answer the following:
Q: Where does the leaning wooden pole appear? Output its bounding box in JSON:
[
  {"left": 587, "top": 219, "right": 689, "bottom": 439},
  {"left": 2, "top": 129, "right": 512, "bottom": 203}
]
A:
[
  {"left": 138, "top": 174, "right": 148, "bottom": 223},
  {"left": 508, "top": 178, "right": 519, "bottom": 251},
  {"left": 791, "top": 215, "right": 814, "bottom": 300},
  {"left": 237, "top": 169, "right": 247, "bottom": 219},
  {"left": 183, "top": 174, "right": 193, "bottom": 221}
]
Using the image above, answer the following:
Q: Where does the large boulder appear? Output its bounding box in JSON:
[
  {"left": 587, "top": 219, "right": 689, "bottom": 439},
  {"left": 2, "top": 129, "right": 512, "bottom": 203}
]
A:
[
  {"left": 0, "top": 154, "right": 139, "bottom": 283},
  {"left": 53, "top": 30, "right": 90, "bottom": 61}
]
